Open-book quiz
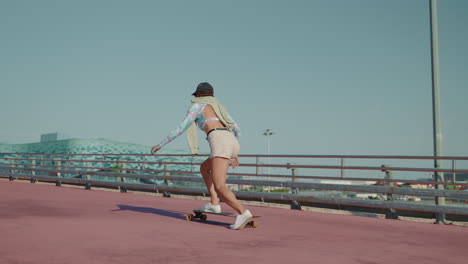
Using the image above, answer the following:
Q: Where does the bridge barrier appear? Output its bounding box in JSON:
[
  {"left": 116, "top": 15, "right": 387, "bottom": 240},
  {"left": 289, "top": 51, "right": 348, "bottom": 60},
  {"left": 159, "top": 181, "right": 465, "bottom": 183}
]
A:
[{"left": 1, "top": 153, "right": 468, "bottom": 221}]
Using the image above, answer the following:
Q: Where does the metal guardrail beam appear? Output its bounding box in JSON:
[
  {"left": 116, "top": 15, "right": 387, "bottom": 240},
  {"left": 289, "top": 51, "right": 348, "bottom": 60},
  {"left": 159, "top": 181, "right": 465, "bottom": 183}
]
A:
[
  {"left": 2, "top": 168, "right": 468, "bottom": 199},
  {"left": 6, "top": 172, "right": 467, "bottom": 216},
  {"left": 1, "top": 173, "right": 205, "bottom": 195},
  {"left": 0, "top": 164, "right": 468, "bottom": 186},
  {"left": 234, "top": 192, "right": 468, "bottom": 216},
  {"left": 5, "top": 163, "right": 468, "bottom": 188}
]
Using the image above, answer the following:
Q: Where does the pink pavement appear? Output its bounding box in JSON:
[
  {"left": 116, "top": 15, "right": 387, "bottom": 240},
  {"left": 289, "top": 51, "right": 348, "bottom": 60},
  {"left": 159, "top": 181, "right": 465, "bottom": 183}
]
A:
[{"left": 1, "top": 179, "right": 468, "bottom": 264}]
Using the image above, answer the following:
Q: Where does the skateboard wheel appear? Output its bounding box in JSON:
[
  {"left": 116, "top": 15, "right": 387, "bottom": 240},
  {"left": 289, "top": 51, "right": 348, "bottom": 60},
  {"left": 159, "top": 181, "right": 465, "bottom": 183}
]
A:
[
  {"left": 247, "top": 221, "right": 259, "bottom": 228},
  {"left": 185, "top": 214, "right": 194, "bottom": 221},
  {"left": 200, "top": 214, "right": 208, "bottom": 221}
]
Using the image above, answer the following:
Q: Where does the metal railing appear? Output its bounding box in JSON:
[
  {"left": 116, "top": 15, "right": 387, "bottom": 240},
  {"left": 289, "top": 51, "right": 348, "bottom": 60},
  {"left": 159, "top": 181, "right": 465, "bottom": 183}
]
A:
[{"left": 1, "top": 153, "right": 468, "bottom": 220}]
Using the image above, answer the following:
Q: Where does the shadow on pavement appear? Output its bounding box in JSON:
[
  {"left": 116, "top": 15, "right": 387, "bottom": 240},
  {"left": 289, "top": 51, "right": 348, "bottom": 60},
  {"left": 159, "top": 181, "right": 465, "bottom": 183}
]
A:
[
  {"left": 112, "top": 204, "right": 230, "bottom": 228},
  {"left": 112, "top": 204, "right": 186, "bottom": 220}
]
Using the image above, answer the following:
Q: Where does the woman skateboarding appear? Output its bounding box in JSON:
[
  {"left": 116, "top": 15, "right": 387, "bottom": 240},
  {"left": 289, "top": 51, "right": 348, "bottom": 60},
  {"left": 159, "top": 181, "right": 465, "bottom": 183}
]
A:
[{"left": 151, "top": 82, "right": 253, "bottom": 230}]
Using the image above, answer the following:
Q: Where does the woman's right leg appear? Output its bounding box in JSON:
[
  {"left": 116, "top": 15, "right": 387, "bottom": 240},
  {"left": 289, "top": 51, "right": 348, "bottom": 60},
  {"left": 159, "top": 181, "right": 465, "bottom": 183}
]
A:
[{"left": 200, "top": 158, "right": 219, "bottom": 205}]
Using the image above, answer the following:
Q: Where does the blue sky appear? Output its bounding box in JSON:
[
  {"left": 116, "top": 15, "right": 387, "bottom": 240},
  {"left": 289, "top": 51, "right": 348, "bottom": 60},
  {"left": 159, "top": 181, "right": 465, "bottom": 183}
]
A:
[{"left": 1, "top": 0, "right": 467, "bottom": 156}]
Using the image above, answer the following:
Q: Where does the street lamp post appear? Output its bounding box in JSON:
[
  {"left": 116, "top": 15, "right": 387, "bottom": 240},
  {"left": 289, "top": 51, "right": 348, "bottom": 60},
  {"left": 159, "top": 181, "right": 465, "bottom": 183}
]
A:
[{"left": 429, "top": 0, "right": 446, "bottom": 224}]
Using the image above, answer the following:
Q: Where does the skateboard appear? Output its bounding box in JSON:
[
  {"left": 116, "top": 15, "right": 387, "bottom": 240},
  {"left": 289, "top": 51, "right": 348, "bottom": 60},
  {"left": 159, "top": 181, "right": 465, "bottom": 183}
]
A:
[{"left": 185, "top": 210, "right": 261, "bottom": 228}]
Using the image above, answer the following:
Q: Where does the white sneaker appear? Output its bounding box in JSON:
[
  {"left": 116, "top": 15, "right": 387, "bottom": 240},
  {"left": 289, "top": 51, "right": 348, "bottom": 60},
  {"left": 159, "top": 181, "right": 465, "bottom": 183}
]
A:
[
  {"left": 199, "top": 203, "right": 221, "bottom": 213},
  {"left": 230, "top": 210, "right": 253, "bottom": 230}
]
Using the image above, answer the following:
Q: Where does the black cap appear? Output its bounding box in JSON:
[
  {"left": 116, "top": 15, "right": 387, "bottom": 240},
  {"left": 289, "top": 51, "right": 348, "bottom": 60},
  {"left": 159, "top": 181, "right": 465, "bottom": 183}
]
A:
[{"left": 192, "top": 82, "right": 213, "bottom": 96}]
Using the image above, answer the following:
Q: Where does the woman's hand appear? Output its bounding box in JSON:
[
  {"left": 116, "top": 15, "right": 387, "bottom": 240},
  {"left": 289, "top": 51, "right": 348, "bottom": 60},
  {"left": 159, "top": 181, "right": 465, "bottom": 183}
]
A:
[
  {"left": 231, "top": 156, "right": 240, "bottom": 168},
  {"left": 151, "top": 145, "right": 161, "bottom": 154}
]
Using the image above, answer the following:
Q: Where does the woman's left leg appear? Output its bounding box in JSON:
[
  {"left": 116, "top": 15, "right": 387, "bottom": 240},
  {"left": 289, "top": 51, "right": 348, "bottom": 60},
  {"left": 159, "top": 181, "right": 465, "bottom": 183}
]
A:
[{"left": 210, "top": 157, "right": 246, "bottom": 214}]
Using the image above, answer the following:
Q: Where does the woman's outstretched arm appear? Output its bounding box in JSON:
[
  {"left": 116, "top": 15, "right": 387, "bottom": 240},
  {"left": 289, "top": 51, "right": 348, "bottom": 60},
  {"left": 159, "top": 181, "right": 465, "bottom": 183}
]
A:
[{"left": 152, "top": 103, "right": 204, "bottom": 153}]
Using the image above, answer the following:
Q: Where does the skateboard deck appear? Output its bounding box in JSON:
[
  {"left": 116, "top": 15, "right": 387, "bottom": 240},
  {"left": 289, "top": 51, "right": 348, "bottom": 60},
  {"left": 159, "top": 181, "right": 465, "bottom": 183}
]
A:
[{"left": 185, "top": 210, "right": 261, "bottom": 228}]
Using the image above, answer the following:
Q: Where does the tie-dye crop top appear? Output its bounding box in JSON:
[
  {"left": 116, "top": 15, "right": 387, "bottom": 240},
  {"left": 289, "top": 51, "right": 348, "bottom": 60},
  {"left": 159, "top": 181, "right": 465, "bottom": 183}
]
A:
[{"left": 158, "top": 103, "right": 241, "bottom": 148}]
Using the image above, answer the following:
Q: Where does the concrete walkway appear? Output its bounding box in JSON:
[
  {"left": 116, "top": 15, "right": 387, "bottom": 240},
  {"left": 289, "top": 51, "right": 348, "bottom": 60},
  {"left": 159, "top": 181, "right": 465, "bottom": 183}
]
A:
[{"left": 1, "top": 180, "right": 468, "bottom": 264}]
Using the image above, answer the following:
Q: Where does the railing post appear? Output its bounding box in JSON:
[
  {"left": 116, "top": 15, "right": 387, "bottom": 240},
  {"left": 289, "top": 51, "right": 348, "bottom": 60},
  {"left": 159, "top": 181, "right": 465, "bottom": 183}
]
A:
[
  {"left": 287, "top": 163, "right": 298, "bottom": 194},
  {"left": 120, "top": 162, "right": 127, "bottom": 193},
  {"left": 255, "top": 157, "right": 260, "bottom": 176},
  {"left": 40, "top": 155, "right": 43, "bottom": 175},
  {"left": 9, "top": 159, "right": 14, "bottom": 181},
  {"left": 55, "top": 158, "right": 62, "bottom": 186},
  {"left": 162, "top": 163, "right": 171, "bottom": 196},
  {"left": 56, "top": 160, "right": 62, "bottom": 177},
  {"left": 340, "top": 158, "right": 345, "bottom": 178},
  {"left": 287, "top": 162, "right": 301, "bottom": 210},
  {"left": 382, "top": 165, "right": 398, "bottom": 220},
  {"left": 82, "top": 161, "right": 91, "bottom": 189},
  {"left": 164, "top": 164, "right": 170, "bottom": 185},
  {"left": 81, "top": 161, "right": 90, "bottom": 180},
  {"left": 382, "top": 165, "right": 393, "bottom": 200},
  {"left": 452, "top": 160, "right": 456, "bottom": 183},
  {"left": 31, "top": 158, "right": 36, "bottom": 176},
  {"left": 30, "top": 158, "right": 36, "bottom": 183},
  {"left": 84, "top": 157, "right": 92, "bottom": 190},
  {"left": 290, "top": 165, "right": 301, "bottom": 209},
  {"left": 255, "top": 157, "right": 262, "bottom": 192}
]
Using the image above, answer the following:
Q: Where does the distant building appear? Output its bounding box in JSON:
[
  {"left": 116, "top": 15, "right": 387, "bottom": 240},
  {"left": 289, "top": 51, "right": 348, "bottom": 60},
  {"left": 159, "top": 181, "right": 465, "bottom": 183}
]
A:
[
  {"left": 0, "top": 135, "right": 203, "bottom": 188},
  {"left": 40, "top": 133, "right": 70, "bottom": 142}
]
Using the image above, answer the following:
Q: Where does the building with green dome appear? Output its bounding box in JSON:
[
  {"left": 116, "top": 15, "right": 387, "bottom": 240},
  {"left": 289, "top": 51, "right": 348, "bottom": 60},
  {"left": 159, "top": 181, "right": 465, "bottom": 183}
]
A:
[{"left": 0, "top": 134, "right": 206, "bottom": 188}]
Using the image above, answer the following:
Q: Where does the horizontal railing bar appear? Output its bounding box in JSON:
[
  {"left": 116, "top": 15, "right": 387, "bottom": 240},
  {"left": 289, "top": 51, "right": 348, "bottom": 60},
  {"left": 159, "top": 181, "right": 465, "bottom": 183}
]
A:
[
  {"left": 1, "top": 153, "right": 468, "bottom": 160},
  {"left": 240, "top": 154, "right": 468, "bottom": 160},
  {"left": 3, "top": 169, "right": 468, "bottom": 198},
  {"left": 3, "top": 163, "right": 203, "bottom": 174},
  {"left": 1, "top": 173, "right": 208, "bottom": 195},
  {"left": 0, "top": 163, "right": 448, "bottom": 186},
  {"left": 4, "top": 160, "right": 468, "bottom": 174},
  {"left": 233, "top": 192, "right": 468, "bottom": 216},
  {"left": 3, "top": 165, "right": 468, "bottom": 187},
  {"left": 0, "top": 153, "right": 206, "bottom": 157},
  {"left": 240, "top": 164, "right": 468, "bottom": 173},
  {"left": 228, "top": 172, "right": 468, "bottom": 186},
  {"left": 225, "top": 179, "right": 468, "bottom": 199},
  {"left": 3, "top": 158, "right": 202, "bottom": 166},
  {"left": 0, "top": 166, "right": 198, "bottom": 178},
  {"left": 2, "top": 164, "right": 164, "bottom": 173}
]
